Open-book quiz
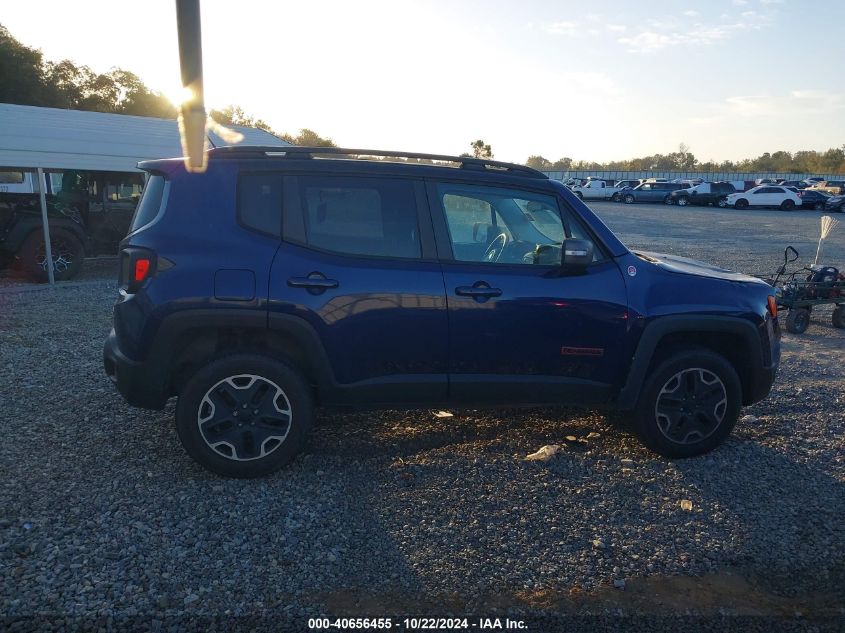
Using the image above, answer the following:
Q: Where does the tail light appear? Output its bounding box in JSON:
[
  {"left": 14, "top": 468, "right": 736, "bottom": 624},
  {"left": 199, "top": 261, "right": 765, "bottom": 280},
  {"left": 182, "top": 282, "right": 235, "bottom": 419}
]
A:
[
  {"left": 120, "top": 247, "right": 157, "bottom": 293},
  {"left": 767, "top": 295, "right": 778, "bottom": 318}
]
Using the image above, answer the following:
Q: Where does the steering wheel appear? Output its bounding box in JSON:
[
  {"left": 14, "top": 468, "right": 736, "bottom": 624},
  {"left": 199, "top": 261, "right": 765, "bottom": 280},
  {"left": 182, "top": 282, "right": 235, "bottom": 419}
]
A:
[{"left": 483, "top": 233, "right": 509, "bottom": 263}]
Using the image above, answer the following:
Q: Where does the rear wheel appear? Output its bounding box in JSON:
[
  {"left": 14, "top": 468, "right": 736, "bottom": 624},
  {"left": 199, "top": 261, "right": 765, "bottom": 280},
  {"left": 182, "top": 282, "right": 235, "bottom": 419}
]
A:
[
  {"left": 175, "top": 354, "right": 313, "bottom": 477},
  {"left": 781, "top": 199, "right": 796, "bottom": 211},
  {"left": 716, "top": 196, "right": 728, "bottom": 208},
  {"left": 676, "top": 196, "right": 688, "bottom": 206},
  {"left": 18, "top": 228, "right": 85, "bottom": 281},
  {"left": 832, "top": 306, "right": 845, "bottom": 329},
  {"left": 785, "top": 308, "right": 810, "bottom": 334},
  {"left": 633, "top": 348, "right": 741, "bottom": 458},
  {"left": 663, "top": 194, "right": 673, "bottom": 205},
  {"left": 814, "top": 202, "right": 824, "bottom": 210},
  {"left": 735, "top": 199, "right": 749, "bottom": 209},
  {"left": 611, "top": 192, "right": 621, "bottom": 202},
  {"left": 624, "top": 194, "right": 635, "bottom": 204}
]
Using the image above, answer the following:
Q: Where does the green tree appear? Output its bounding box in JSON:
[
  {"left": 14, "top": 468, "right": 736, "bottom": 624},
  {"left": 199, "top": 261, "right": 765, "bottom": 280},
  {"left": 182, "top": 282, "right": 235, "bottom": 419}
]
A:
[
  {"left": 0, "top": 24, "right": 53, "bottom": 106},
  {"left": 470, "top": 139, "right": 493, "bottom": 159},
  {"left": 283, "top": 128, "right": 336, "bottom": 147},
  {"left": 526, "top": 155, "right": 552, "bottom": 169}
]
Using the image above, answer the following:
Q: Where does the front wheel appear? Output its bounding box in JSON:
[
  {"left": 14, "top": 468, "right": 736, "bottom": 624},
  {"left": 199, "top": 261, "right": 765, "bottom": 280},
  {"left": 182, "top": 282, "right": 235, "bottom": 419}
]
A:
[
  {"left": 175, "top": 354, "right": 313, "bottom": 477},
  {"left": 716, "top": 197, "right": 728, "bottom": 208},
  {"left": 633, "top": 348, "right": 741, "bottom": 458},
  {"left": 814, "top": 202, "right": 824, "bottom": 211},
  {"left": 611, "top": 193, "right": 621, "bottom": 202},
  {"left": 575, "top": 192, "right": 583, "bottom": 199},
  {"left": 676, "top": 196, "right": 688, "bottom": 206},
  {"left": 785, "top": 308, "right": 810, "bottom": 334},
  {"left": 735, "top": 199, "right": 749, "bottom": 209},
  {"left": 663, "top": 195, "right": 673, "bottom": 205},
  {"left": 624, "top": 194, "right": 635, "bottom": 204}
]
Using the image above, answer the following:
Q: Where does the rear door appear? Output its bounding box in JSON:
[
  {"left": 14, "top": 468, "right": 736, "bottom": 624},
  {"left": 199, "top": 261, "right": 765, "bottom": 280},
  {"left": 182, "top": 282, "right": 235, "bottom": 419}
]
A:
[
  {"left": 268, "top": 173, "right": 449, "bottom": 404},
  {"left": 428, "top": 180, "right": 629, "bottom": 404}
]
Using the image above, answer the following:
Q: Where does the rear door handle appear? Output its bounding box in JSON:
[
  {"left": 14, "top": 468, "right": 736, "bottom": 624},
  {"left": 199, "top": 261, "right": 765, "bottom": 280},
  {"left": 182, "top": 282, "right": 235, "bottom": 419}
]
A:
[
  {"left": 455, "top": 284, "right": 502, "bottom": 298},
  {"left": 287, "top": 274, "right": 339, "bottom": 291}
]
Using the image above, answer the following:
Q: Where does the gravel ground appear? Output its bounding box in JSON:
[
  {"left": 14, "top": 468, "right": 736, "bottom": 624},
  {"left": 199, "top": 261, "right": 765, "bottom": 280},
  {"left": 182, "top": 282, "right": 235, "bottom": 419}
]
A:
[{"left": 1, "top": 203, "right": 843, "bottom": 631}]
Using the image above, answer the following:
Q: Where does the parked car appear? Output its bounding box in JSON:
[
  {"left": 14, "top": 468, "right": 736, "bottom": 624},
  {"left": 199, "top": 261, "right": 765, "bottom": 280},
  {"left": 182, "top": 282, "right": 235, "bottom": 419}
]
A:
[
  {"left": 0, "top": 169, "right": 141, "bottom": 281},
  {"left": 797, "top": 189, "right": 832, "bottom": 210},
  {"left": 103, "top": 146, "right": 781, "bottom": 477},
  {"left": 620, "top": 181, "right": 689, "bottom": 204},
  {"left": 778, "top": 180, "right": 809, "bottom": 190},
  {"left": 801, "top": 177, "right": 825, "bottom": 187},
  {"left": 669, "top": 182, "right": 736, "bottom": 208},
  {"left": 808, "top": 180, "right": 845, "bottom": 196},
  {"left": 754, "top": 178, "right": 778, "bottom": 186},
  {"left": 571, "top": 179, "right": 627, "bottom": 201},
  {"left": 610, "top": 180, "right": 644, "bottom": 200},
  {"left": 0, "top": 192, "right": 88, "bottom": 280},
  {"left": 725, "top": 185, "right": 802, "bottom": 210},
  {"left": 823, "top": 194, "right": 845, "bottom": 212}
]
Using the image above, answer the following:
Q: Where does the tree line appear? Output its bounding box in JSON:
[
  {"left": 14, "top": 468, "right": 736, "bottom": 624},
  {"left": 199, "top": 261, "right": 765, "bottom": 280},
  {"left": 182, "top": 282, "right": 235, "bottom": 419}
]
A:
[
  {"left": 0, "top": 24, "right": 334, "bottom": 147},
  {"left": 526, "top": 143, "right": 845, "bottom": 174}
]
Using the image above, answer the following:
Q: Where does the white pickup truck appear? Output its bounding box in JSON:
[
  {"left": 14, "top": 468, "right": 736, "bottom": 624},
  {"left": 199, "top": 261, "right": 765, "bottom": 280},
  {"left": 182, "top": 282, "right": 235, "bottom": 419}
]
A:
[{"left": 570, "top": 179, "right": 627, "bottom": 201}]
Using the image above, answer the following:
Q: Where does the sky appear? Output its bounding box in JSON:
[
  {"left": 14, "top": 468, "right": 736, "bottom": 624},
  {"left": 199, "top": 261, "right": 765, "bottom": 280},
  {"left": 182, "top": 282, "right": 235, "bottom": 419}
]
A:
[{"left": 3, "top": 0, "right": 844, "bottom": 164}]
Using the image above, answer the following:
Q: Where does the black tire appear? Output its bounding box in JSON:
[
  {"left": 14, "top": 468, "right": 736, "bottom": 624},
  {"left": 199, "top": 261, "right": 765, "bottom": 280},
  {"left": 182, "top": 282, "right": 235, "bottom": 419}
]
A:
[
  {"left": 624, "top": 194, "right": 635, "bottom": 204},
  {"left": 675, "top": 196, "right": 688, "bottom": 207},
  {"left": 663, "top": 194, "right": 673, "bottom": 205},
  {"left": 18, "top": 228, "right": 85, "bottom": 281},
  {"left": 735, "top": 199, "right": 749, "bottom": 209},
  {"left": 175, "top": 354, "right": 313, "bottom": 478},
  {"left": 611, "top": 193, "right": 621, "bottom": 202},
  {"left": 785, "top": 308, "right": 810, "bottom": 334},
  {"left": 832, "top": 306, "right": 845, "bottom": 329},
  {"left": 814, "top": 202, "right": 824, "bottom": 211},
  {"left": 575, "top": 192, "right": 583, "bottom": 199},
  {"left": 716, "top": 196, "right": 728, "bottom": 208},
  {"left": 781, "top": 199, "right": 795, "bottom": 211},
  {"left": 633, "top": 348, "right": 741, "bottom": 458}
]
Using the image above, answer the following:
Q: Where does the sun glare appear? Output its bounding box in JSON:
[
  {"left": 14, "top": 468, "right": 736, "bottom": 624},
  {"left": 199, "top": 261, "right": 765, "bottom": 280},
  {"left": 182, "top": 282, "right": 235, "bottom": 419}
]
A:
[{"left": 165, "top": 85, "right": 195, "bottom": 107}]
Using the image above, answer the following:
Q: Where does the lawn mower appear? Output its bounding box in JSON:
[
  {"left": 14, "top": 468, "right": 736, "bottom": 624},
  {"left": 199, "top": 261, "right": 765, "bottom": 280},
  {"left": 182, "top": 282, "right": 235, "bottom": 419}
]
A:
[{"left": 763, "top": 245, "right": 845, "bottom": 334}]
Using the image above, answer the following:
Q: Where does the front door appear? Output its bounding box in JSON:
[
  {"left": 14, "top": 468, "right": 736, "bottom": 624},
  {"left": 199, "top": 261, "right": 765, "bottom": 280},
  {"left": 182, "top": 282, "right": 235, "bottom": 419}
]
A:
[
  {"left": 428, "top": 181, "right": 629, "bottom": 405},
  {"left": 269, "top": 174, "right": 449, "bottom": 404}
]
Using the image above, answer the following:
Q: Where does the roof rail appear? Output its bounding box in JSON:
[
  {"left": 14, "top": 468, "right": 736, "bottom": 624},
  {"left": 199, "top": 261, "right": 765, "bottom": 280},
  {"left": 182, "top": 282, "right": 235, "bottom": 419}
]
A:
[{"left": 208, "top": 146, "right": 547, "bottom": 179}]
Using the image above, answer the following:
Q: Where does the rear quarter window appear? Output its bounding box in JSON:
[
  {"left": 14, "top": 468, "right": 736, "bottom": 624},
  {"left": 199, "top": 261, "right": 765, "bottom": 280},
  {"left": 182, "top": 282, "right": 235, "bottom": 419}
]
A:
[
  {"left": 128, "top": 175, "right": 166, "bottom": 232},
  {"left": 238, "top": 173, "right": 283, "bottom": 237}
]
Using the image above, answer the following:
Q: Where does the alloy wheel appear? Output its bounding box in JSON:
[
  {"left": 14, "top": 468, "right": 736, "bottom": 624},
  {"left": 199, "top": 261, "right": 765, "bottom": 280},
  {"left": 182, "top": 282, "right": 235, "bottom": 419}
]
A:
[
  {"left": 197, "top": 374, "right": 292, "bottom": 461},
  {"left": 35, "top": 238, "right": 76, "bottom": 274},
  {"left": 654, "top": 368, "right": 727, "bottom": 445}
]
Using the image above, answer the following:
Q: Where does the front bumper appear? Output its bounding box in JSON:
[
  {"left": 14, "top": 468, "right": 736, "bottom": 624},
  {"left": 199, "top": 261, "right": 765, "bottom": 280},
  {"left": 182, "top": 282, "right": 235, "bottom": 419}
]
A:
[{"left": 103, "top": 329, "right": 169, "bottom": 410}]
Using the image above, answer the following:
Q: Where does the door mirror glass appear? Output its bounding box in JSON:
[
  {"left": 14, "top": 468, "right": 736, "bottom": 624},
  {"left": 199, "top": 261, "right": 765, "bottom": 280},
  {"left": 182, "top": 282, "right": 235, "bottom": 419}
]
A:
[{"left": 562, "top": 238, "right": 594, "bottom": 272}]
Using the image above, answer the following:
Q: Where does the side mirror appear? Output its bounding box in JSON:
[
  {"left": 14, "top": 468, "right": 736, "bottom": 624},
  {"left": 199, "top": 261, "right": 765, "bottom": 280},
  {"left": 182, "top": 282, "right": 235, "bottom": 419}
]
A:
[{"left": 562, "top": 238, "right": 594, "bottom": 273}]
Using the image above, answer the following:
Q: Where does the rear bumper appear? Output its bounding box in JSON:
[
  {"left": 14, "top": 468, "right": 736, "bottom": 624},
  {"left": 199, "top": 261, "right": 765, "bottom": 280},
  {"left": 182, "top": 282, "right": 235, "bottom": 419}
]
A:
[{"left": 103, "top": 329, "right": 168, "bottom": 410}]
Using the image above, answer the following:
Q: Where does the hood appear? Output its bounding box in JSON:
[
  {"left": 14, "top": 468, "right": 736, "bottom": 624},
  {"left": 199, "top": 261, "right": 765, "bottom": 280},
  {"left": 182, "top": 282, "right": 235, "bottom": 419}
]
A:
[{"left": 634, "top": 250, "right": 763, "bottom": 283}]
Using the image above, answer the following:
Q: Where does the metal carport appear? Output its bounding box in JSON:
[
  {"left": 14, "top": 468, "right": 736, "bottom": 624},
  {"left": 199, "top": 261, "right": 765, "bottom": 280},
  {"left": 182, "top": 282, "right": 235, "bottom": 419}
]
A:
[{"left": 0, "top": 103, "right": 290, "bottom": 284}]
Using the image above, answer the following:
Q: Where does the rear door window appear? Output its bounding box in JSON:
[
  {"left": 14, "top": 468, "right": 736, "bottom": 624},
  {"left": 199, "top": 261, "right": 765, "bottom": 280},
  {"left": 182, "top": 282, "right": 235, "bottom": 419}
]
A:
[{"left": 298, "top": 176, "right": 421, "bottom": 259}]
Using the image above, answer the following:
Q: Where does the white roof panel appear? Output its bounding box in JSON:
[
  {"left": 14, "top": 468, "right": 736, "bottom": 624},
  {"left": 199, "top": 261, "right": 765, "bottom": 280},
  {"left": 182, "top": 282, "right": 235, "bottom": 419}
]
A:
[{"left": 0, "top": 103, "right": 291, "bottom": 172}]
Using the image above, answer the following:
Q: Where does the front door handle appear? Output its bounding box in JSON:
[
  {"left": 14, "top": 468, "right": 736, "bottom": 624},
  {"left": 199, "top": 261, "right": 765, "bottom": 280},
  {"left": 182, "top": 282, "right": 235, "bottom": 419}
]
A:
[
  {"left": 287, "top": 273, "right": 339, "bottom": 292},
  {"left": 455, "top": 283, "right": 502, "bottom": 298}
]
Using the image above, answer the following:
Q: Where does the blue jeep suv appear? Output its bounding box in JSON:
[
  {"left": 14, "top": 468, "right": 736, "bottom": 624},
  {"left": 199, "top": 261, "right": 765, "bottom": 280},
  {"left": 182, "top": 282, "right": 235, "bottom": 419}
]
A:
[{"left": 103, "top": 147, "right": 780, "bottom": 477}]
